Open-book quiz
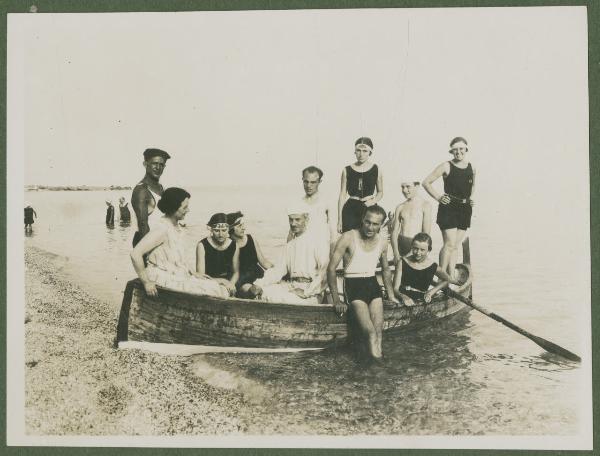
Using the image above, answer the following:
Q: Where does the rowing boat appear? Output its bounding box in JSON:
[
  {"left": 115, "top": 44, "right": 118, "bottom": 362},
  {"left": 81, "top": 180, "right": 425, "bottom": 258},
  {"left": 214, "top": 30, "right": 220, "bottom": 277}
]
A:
[{"left": 116, "top": 261, "right": 472, "bottom": 350}]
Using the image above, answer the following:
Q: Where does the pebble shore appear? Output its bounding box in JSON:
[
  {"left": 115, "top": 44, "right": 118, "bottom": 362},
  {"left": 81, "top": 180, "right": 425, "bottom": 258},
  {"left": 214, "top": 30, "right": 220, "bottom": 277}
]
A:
[{"left": 25, "top": 246, "right": 248, "bottom": 435}]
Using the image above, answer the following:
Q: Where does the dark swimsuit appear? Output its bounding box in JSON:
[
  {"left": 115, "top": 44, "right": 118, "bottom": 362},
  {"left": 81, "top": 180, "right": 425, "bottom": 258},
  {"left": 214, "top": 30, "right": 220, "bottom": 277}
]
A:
[
  {"left": 342, "top": 164, "right": 379, "bottom": 232},
  {"left": 201, "top": 238, "right": 236, "bottom": 280},
  {"left": 400, "top": 258, "right": 437, "bottom": 300},
  {"left": 436, "top": 161, "right": 473, "bottom": 231},
  {"left": 24, "top": 207, "right": 35, "bottom": 225},
  {"left": 105, "top": 205, "right": 115, "bottom": 226},
  {"left": 237, "top": 234, "right": 264, "bottom": 286},
  {"left": 119, "top": 204, "right": 131, "bottom": 223}
]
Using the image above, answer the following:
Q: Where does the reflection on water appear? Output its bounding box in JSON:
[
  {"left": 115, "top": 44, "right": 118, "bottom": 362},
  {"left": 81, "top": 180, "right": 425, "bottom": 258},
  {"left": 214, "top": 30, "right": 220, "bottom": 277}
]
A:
[{"left": 23, "top": 187, "right": 586, "bottom": 435}]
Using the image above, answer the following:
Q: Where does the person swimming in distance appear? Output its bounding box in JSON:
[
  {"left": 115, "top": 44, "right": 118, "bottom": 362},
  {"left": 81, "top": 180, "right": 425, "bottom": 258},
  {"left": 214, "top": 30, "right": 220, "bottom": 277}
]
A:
[
  {"left": 390, "top": 181, "right": 432, "bottom": 264},
  {"left": 196, "top": 213, "right": 239, "bottom": 297},
  {"left": 393, "top": 232, "right": 451, "bottom": 307},
  {"left": 130, "top": 188, "right": 229, "bottom": 298}
]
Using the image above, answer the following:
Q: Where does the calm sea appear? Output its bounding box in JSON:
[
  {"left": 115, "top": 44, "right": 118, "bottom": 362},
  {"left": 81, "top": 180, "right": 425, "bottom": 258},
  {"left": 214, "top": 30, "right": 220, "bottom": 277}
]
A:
[{"left": 23, "top": 185, "right": 588, "bottom": 435}]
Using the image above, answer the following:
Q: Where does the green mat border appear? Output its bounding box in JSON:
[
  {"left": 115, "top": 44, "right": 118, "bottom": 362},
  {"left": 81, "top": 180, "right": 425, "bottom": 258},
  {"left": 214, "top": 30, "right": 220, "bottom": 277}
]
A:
[{"left": 1, "top": 0, "right": 597, "bottom": 454}]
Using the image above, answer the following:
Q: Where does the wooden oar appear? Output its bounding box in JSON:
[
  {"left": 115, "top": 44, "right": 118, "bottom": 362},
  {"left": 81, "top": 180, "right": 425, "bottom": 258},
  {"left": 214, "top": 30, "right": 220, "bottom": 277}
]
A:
[{"left": 445, "top": 288, "right": 581, "bottom": 362}]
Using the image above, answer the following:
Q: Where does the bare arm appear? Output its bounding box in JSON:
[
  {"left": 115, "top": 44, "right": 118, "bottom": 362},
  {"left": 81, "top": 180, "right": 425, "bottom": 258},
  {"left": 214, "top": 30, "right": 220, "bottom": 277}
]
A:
[
  {"left": 327, "top": 233, "right": 350, "bottom": 313},
  {"left": 195, "top": 242, "right": 206, "bottom": 275},
  {"left": 131, "top": 185, "right": 150, "bottom": 236},
  {"left": 33, "top": 209, "right": 37, "bottom": 218},
  {"left": 337, "top": 168, "right": 347, "bottom": 233},
  {"left": 365, "top": 168, "right": 384, "bottom": 206},
  {"left": 130, "top": 226, "right": 167, "bottom": 296},
  {"left": 422, "top": 162, "right": 450, "bottom": 203},
  {"left": 380, "top": 244, "right": 398, "bottom": 302},
  {"left": 254, "top": 238, "right": 274, "bottom": 269},
  {"left": 424, "top": 266, "right": 450, "bottom": 302},
  {"left": 229, "top": 246, "right": 240, "bottom": 289},
  {"left": 422, "top": 201, "right": 432, "bottom": 234},
  {"left": 304, "top": 240, "right": 330, "bottom": 298},
  {"left": 469, "top": 166, "right": 476, "bottom": 207},
  {"left": 393, "top": 256, "right": 403, "bottom": 293},
  {"left": 390, "top": 205, "right": 402, "bottom": 263}
]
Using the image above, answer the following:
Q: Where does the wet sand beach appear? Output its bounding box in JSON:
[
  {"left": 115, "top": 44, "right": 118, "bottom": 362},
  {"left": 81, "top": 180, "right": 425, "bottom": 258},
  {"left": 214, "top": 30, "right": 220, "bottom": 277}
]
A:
[{"left": 25, "top": 245, "right": 248, "bottom": 435}]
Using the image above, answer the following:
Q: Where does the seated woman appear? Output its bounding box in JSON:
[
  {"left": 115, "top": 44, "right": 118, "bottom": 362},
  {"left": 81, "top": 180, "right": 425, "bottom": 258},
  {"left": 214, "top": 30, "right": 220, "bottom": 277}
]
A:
[
  {"left": 393, "top": 232, "right": 451, "bottom": 306},
  {"left": 130, "top": 188, "right": 229, "bottom": 298},
  {"left": 226, "top": 211, "right": 274, "bottom": 297},
  {"left": 196, "top": 213, "right": 239, "bottom": 297}
]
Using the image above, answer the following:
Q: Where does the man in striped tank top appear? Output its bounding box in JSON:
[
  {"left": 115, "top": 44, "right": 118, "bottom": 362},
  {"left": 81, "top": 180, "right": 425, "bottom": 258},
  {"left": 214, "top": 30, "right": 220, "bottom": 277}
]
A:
[
  {"left": 327, "top": 205, "right": 398, "bottom": 361},
  {"left": 131, "top": 148, "right": 171, "bottom": 247}
]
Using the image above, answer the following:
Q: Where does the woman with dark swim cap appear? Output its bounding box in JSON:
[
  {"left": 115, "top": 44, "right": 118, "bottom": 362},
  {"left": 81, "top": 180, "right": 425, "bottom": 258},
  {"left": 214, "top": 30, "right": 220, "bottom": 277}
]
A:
[
  {"left": 337, "top": 137, "right": 384, "bottom": 233},
  {"left": 422, "top": 137, "right": 476, "bottom": 280},
  {"left": 130, "top": 187, "right": 229, "bottom": 298}
]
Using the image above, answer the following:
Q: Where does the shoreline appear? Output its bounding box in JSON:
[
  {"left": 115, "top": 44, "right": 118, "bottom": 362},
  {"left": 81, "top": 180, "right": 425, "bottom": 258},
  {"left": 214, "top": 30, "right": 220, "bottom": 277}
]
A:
[{"left": 24, "top": 245, "right": 248, "bottom": 435}]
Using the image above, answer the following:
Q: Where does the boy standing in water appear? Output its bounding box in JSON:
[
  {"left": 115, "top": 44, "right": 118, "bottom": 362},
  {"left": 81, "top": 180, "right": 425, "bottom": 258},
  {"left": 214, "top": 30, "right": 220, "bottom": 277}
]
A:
[
  {"left": 131, "top": 148, "right": 171, "bottom": 247},
  {"left": 327, "top": 205, "right": 398, "bottom": 361}
]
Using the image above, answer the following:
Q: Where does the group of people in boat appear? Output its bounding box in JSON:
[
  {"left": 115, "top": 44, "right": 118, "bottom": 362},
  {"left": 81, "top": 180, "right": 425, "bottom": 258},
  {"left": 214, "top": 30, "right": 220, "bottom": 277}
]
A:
[{"left": 129, "top": 136, "right": 475, "bottom": 360}]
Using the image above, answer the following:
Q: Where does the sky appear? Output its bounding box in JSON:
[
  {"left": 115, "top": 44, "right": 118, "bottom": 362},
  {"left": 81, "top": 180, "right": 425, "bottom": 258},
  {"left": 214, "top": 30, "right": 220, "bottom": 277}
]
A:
[{"left": 9, "top": 7, "right": 588, "bottom": 213}]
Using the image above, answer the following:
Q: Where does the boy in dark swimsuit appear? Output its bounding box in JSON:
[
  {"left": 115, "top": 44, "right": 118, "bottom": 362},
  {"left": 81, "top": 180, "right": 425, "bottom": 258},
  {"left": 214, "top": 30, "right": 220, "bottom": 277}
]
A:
[{"left": 393, "top": 233, "right": 451, "bottom": 307}]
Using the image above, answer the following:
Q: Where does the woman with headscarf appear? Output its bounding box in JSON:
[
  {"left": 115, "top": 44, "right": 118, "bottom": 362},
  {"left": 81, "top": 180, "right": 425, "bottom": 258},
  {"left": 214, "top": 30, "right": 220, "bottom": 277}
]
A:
[
  {"left": 130, "top": 188, "right": 228, "bottom": 298},
  {"left": 337, "top": 137, "right": 384, "bottom": 233}
]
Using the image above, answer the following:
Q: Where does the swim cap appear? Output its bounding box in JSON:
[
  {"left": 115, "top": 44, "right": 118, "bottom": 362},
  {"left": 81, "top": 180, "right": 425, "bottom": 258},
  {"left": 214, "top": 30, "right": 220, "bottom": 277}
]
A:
[
  {"left": 208, "top": 213, "right": 228, "bottom": 227},
  {"left": 226, "top": 211, "right": 244, "bottom": 227}
]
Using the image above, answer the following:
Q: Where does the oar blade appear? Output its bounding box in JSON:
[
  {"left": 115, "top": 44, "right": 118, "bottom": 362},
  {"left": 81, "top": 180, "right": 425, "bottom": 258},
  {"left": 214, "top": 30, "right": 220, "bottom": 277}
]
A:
[{"left": 528, "top": 334, "right": 581, "bottom": 362}]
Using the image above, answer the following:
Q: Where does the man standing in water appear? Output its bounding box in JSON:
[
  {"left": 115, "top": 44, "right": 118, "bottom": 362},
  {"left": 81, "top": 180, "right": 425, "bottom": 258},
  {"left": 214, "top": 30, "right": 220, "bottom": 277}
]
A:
[
  {"left": 288, "top": 166, "right": 337, "bottom": 250},
  {"left": 327, "top": 205, "right": 398, "bottom": 361},
  {"left": 390, "top": 181, "right": 432, "bottom": 264},
  {"left": 131, "top": 148, "right": 171, "bottom": 247}
]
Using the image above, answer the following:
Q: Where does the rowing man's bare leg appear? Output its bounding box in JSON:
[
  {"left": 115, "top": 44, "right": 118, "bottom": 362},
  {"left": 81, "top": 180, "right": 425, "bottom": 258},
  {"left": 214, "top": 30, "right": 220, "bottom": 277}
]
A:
[
  {"left": 350, "top": 300, "right": 379, "bottom": 359},
  {"left": 368, "top": 298, "right": 384, "bottom": 358}
]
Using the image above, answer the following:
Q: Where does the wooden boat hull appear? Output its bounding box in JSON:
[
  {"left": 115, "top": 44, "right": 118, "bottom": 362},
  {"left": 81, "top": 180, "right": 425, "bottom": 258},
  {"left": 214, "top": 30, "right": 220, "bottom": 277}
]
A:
[{"left": 116, "top": 263, "right": 472, "bottom": 349}]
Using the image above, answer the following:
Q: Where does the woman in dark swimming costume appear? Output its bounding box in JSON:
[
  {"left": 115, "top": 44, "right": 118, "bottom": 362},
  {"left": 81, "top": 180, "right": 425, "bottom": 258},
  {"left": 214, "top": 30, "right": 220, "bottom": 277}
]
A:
[
  {"left": 422, "top": 137, "right": 476, "bottom": 279},
  {"left": 24, "top": 203, "right": 37, "bottom": 232},
  {"left": 196, "top": 213, "right": 239, "bottom": 297},
  {"left": 226, "top": 211, "right": 274, "bottom": 296},
  {"left": 337, "top": 137, "right": 384, "bottom": 233},
  {"left": 393, "top": 233, "right": 451, "bottom": 306},
  {"left": 118, "top": 196, "right": 131, "bottom": 225}
]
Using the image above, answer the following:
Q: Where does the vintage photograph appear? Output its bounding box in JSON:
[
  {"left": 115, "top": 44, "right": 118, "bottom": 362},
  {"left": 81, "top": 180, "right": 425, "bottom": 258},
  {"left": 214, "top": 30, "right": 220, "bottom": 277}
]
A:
[{"left": 7, "top": 6, "right": 592, "bottom": 449}]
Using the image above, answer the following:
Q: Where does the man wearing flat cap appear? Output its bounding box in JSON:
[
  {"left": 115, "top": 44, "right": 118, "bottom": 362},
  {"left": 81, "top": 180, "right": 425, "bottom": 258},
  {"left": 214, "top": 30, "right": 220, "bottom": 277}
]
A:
[
  {"left": 131, "top": 148, "right": 171, "bottom": 247},
  {"left": 253, "top": 206, "right": 329, "bottom": 304}
]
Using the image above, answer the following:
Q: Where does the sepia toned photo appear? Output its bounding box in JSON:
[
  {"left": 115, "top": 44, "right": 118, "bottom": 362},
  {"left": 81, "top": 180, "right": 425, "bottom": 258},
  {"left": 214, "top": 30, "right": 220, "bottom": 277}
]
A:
[{"left": 6, "top": 6, "right": 592, "bottom": 449}]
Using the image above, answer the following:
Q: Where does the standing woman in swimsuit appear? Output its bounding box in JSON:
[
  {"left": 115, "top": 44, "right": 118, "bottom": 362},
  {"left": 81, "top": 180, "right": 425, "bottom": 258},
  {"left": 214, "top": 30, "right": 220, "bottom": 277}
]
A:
[
  {"left": 422, "top": 137, "right": 476, "bottom": 279},
  {"left": 337, "top": 137, "right": 384, "bottom": 233}
]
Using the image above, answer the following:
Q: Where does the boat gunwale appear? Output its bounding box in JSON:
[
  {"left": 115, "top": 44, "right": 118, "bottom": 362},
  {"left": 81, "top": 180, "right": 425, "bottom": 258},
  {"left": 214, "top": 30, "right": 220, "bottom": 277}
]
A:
[{"left": 123, "top": 263, "right": 472, "bottom": 312}]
